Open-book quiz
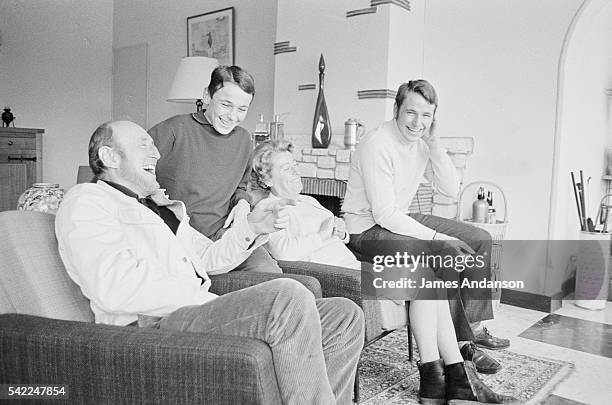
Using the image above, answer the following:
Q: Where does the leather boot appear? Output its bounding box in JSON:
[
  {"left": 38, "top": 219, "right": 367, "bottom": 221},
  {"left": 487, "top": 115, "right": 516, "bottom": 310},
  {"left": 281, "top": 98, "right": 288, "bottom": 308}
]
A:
[
  {"left": 417, "top": 359, "right": 446, "bottom": 404},
  {"left": 445, "top": 361, "right": 522, "bottom": 404}
]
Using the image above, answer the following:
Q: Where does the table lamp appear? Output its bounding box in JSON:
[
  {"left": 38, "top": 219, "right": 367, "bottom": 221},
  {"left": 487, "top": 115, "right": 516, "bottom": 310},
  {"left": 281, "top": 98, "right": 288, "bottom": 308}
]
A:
[{"left": 167, "top": 56, "right": 219, "bottom": 111}]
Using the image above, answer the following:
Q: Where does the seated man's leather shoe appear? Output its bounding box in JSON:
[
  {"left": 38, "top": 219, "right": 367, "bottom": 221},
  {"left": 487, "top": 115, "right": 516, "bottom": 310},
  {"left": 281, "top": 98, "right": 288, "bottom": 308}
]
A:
[
  {"left": 473, "top": 326, "right": 510, "bottom": 350},
  {"left": 460, "top": 342, "right": 501, "bottom": 374}
]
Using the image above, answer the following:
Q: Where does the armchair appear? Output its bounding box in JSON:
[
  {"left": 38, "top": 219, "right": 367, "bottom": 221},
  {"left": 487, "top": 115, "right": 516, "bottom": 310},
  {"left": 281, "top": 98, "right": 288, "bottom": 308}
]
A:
[{"left": 0, "top": 210, "right": 332, "bottom": 404}]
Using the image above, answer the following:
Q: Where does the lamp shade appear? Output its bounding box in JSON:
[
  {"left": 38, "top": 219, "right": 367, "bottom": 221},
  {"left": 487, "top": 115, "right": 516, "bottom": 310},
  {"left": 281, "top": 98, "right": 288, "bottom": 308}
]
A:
[{"left": 167, "top": 56, "right": 219, "bottom": 103}]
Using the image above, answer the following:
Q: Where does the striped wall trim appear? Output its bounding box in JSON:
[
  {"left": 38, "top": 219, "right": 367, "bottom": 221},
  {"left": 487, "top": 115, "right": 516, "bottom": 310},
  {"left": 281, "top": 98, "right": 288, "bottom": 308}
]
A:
[
  {"left": 274, "top": 47, "right": 297, "bottom": 55},
  {"left": 357, "top": 89, "right": 397, "bottom": 100},
  {"left": 274, "top": 41, "right": 297, "bottom": 55},
  {"left": 371, "top": 0, "right": 411, "bottom": 12},
  {"left": 274, "top": 41, "right": 290, "bottom": 49},
  {"left": 298, "top": 84, "right": 317, "bottom": 91},
  {"left": 346, "top": 7, "right": 378, "bottom": 18}
]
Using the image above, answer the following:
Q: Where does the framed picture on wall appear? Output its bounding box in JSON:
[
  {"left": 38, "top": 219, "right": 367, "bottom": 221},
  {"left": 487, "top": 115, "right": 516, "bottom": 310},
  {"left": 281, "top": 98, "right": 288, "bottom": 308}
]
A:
[{"left": 187, "top": 7, "right": 234, "bottom": 65}]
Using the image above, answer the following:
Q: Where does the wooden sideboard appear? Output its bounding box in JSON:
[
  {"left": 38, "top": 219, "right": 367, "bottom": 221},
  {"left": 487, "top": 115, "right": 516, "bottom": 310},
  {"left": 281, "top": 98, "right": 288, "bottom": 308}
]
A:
[{"left": 0, "top": 127, "right": 44, "bottom": 211}]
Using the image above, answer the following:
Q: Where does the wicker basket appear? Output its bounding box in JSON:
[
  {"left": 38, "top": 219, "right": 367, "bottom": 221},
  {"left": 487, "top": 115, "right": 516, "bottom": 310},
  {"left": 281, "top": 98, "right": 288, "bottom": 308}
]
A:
[{"left": 457, "top": 181, "right": 508, "bottom": 311}]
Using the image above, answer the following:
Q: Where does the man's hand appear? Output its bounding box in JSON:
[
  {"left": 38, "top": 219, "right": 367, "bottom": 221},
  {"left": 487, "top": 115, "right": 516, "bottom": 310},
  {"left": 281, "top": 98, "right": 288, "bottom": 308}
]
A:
[
  {"left": 434, "top": 232, "right": 476, "bottom": 255},
  {"left": 224, "top": 199, "right": 251, "bottom": 229},
  {"left": 333, "top": 217, "right": 347, "bottom": 240},
  {"left": 422, "top": 127, "right": 441, "bottom": 150},
  {"left": 247, "top": 197, "right": 296, "bottom": 235}
]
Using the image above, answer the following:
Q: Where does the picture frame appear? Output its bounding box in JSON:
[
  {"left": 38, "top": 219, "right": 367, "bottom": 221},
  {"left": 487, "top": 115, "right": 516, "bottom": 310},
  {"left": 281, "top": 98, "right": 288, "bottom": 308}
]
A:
[{"left": 187, "top": 7, "right": 234, "bottom": 65}]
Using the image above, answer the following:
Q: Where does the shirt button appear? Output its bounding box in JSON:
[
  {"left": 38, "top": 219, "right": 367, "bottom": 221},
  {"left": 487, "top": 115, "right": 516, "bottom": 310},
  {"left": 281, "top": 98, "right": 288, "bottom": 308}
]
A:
[
  {"left": 245, "top": 237, "right": 251, "bottom": 242},
  {"left": 182, "top": 257, "right": 188, "bottom": 263}
]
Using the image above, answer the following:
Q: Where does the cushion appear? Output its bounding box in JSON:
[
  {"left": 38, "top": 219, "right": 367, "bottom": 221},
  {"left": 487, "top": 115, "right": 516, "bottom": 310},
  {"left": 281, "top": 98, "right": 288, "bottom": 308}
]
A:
[
  {"left": 76, "top": 165, "right": 95, "bottom": 184},
  {"left": 0, "top": 211, "right": 94, "bottom": 322}
]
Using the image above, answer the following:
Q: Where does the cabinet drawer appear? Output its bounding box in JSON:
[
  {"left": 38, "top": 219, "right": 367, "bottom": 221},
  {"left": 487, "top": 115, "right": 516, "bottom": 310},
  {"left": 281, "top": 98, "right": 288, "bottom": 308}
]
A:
[
  {"left": 0, "top": 152, "right": 37, "bottom": 163},
  {"left": 0, "top": 136, "right": 36, "bottom": 151}
]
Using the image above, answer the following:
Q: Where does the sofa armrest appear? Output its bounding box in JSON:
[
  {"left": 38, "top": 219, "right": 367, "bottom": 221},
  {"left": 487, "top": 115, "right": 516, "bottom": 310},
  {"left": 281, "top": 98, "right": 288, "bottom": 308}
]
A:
[
  {"left": 0, "top": 314, "right": 281, "bottom": 405},
  {"left": 278, "top": 260, "right": 362, "bottom": 306},
  {"left": 209, "top": 271, "right": 322, "bottom": 298}
]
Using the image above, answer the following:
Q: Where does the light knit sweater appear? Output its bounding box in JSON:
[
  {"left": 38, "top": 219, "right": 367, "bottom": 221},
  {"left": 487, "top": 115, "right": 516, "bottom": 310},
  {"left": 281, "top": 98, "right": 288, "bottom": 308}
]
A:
[
  {"left": 342, "top": 119, "right": 458, "bottom": 239},
  {"left": 265, "top": 194, "right": 359, "bottom": 269}
]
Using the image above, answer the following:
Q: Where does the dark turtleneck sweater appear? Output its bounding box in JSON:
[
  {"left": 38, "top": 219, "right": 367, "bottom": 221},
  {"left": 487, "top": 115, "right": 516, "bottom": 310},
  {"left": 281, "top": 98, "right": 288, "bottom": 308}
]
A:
[{"left": 148, "top": 110, "right": 253, "bottom": 239}]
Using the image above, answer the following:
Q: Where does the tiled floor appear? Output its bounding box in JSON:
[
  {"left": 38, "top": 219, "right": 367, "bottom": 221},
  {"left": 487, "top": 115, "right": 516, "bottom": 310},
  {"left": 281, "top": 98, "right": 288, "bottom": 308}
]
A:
[
  {"left": 519, "top": 314, "right": 612, "bottom": 358},
  {"left": 484, "top": 297, "right": 612, "bottom": 405}
]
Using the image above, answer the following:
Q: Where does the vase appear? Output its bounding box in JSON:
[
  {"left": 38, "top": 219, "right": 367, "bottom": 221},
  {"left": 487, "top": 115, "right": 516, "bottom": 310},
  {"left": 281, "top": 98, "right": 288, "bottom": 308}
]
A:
[
  {"left": 17, "top": 183, "right": 65, "bottom": 213},
  {"left": 575, "top": 231, "right": 611, "bottom": 310},
  {"left": 311, "top": 54, "right": 331, "bottom": 148},
  {"left": 2, "top": 107, "right": 15, "bottom": 127}
]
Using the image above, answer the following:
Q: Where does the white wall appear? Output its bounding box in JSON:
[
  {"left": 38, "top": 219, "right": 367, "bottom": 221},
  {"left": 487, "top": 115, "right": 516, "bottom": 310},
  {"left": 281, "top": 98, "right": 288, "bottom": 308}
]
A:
[
  {"left": 112, "top": 0, "right": 277, "bottom": 133},
  {"left": 0, "top": 0, "right": 113, "bottom": 189},
  {"left": 387, "top": 2, "right": 425, "bottom": 91},
  {"left": 274, "top": 0, "right": 395, "bottom": 140}
]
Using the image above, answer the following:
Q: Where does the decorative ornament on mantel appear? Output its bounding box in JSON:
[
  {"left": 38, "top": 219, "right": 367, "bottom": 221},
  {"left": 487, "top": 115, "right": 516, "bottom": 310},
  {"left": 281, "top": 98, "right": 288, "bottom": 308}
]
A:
[
  {"left": 2, "top": 107, "right": 15, "bottom": 127},
  {"left": 311, "top": 54, "right": 332, "bottom": 149}
]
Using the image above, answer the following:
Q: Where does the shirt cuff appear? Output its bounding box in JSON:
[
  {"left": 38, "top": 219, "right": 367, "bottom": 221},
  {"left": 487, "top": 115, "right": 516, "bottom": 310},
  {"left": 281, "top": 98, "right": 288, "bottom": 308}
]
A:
[
  {"left": 341, "top": 231, "right": 350, "bottom": 244},
  {"left": 231, "top": 210, "right": 259, "bottom": 249}
]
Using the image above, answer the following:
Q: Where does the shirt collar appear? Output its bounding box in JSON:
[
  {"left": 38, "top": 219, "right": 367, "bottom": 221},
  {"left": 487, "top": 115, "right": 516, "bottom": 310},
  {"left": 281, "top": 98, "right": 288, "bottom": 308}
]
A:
[
  {"left": 97, "top": 180, "right": 175, "bottom": 209},
  {"left": 191, "top": 110, "right": 211, "bottom": 126},
  {"left": 191, "top": 109, "right": 237, "bottom": 136},
  {"left": 100, "top": 180, "right": 140, "bottom": 200}
]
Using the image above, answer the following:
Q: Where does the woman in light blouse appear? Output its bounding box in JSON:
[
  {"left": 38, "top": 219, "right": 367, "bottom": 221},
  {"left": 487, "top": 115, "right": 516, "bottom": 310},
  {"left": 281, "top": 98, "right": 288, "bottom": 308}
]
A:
[{"left": 252, "top": 141, "right": 358, "bottom": 269}]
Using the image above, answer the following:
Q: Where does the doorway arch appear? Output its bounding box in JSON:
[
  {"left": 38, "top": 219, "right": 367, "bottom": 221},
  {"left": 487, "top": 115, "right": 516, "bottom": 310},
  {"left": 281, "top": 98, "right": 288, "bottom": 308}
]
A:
[{"left": 546, "top": 0, "right": 612, "bottom": 293}]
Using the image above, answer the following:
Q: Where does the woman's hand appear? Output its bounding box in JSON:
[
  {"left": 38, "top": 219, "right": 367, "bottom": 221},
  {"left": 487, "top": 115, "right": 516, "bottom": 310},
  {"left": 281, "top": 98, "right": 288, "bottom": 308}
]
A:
[
  {"left": 248, "top": 197, "right": 296, "bottom": 235},
  {"left": 333, "top": 217, "right": 348, "bottom": 241}
]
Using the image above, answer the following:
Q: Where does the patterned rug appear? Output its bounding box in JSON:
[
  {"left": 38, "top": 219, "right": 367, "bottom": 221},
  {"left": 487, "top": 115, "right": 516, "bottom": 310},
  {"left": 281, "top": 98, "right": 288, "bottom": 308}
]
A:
[{"left": 358, "top": 329, "right": 575, "bottom": 404}]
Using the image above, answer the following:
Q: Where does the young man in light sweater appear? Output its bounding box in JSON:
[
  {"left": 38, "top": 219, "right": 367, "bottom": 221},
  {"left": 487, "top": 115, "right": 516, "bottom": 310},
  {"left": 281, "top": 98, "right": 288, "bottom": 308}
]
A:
[
  {"left": 148, "top": 65, "right": 281, "bottom": 273},
  {"left": 342, "top": 80, "right": 509, "bottom": 373}
]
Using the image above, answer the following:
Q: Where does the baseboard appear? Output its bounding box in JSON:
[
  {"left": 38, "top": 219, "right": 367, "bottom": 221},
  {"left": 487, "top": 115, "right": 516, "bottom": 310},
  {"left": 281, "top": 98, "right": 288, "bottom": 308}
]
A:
[
  {"left": 500, "top": 273, "right": 604, "bottom": 312},
  {"left": 500, "top": 289, "right": 557, "bottom": 313}
]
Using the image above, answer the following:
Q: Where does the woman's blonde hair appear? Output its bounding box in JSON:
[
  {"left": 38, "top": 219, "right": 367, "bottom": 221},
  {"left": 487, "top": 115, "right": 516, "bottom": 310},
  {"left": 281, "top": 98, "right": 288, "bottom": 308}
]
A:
[{"left": 251, "top": 140, "right": 294, "bottom": 190}]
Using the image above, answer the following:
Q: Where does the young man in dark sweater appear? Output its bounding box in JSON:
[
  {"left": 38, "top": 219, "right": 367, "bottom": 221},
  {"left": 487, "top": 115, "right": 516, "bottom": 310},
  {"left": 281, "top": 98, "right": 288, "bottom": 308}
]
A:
[{"left": 149, "top": 65, "right": 281, "bottom": 273}]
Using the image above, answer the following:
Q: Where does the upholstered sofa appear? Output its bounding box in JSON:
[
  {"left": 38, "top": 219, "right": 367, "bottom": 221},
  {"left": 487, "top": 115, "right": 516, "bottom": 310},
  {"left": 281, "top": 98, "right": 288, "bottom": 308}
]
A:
[{"left": 0, "top": 210, "right": 366, "bottom": 404}]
